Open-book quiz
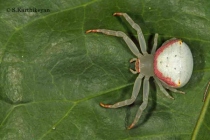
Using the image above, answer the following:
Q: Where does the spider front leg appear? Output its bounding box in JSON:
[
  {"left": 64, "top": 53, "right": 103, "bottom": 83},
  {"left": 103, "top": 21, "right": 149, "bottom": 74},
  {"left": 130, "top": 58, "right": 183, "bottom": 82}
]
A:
[
  {"left": 114, "top": 12, "right": 147, "bottom": 55},
  {"left": 128, "top": 76, "right": 150, "bottom": 129},
  {"left": 86, "top": 29, "right": 142, "bottom": 57},
  {"left": 100, "top": 74, "right": 144, "bottom": 108}
]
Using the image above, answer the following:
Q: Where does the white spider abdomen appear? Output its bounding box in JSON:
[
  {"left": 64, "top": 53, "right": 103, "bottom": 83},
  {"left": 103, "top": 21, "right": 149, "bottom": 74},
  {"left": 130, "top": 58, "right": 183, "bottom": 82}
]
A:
[{"left": 154, "top": 39, "right": 193, "bottom": 88}]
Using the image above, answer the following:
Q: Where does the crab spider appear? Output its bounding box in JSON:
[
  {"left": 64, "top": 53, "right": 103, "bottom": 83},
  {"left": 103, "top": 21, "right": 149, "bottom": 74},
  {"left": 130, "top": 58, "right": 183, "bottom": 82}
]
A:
[{"left": 86, "top": 13, "right": 193, "bottom": 129}]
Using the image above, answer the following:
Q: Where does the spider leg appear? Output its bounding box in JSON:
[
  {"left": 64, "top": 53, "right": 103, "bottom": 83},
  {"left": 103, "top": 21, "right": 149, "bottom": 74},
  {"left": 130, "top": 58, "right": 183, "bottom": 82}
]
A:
[
  {"left": 113, "top": 13, "right": 147, "bottom": 55},
  {"left": 128, "top": 76, "right": 150, "bottom": 129},
  {"left": 154, "top": 77, "right": 174, "bottom": 99},
  {"left": 100, "top": 74, "right": 144, "bottom": 108},
  {"left": 163, "top": 85, "right": 185, "bottom": 94},
  {"left": 156, "top": 78, "right": 185, "bottom": 94},
  {"left": 167, "top": 88, "right": 185, "bottom": 94},
  {"left": 86, "top": 29, "right": 142, "bottom": 57},
  {"left": 151, "top": 33, "right": 158, "bottom": 54}
]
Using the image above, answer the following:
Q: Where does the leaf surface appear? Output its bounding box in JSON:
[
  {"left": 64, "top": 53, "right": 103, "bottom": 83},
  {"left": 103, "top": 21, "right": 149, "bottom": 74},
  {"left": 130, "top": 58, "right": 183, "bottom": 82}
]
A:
[{"left": 0, "top": 0, "right": 210, "bottom": 140}]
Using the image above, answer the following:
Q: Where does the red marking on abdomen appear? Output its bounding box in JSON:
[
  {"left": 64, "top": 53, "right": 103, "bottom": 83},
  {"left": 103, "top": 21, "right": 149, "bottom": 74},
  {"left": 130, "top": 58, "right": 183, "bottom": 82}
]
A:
[
  {"left": 154, "top": 66, "right": 178, "bottom": 87},
  {"left": 154, "top": 39, "right": 180, "bottom": 87}
]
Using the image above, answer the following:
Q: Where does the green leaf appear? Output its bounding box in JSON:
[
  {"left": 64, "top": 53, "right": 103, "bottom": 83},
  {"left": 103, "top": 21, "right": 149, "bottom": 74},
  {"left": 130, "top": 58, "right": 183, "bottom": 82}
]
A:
[
  {"left": 192, "top": 86, "right": 210, "bottom": 140},
  {"left": 0, "top": 0, "right": 210, "bottom": 139}
]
